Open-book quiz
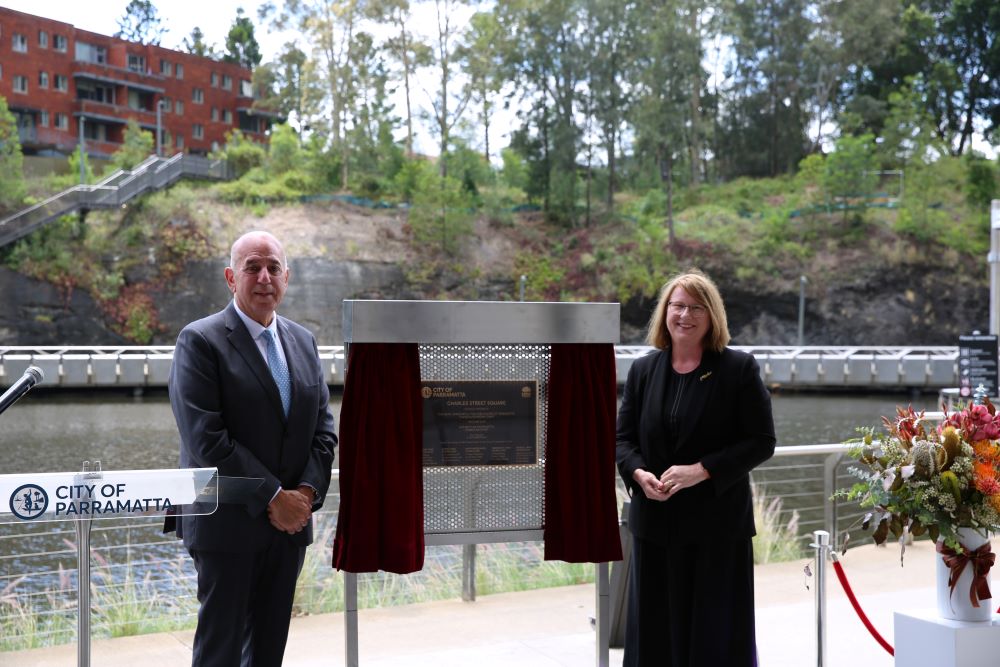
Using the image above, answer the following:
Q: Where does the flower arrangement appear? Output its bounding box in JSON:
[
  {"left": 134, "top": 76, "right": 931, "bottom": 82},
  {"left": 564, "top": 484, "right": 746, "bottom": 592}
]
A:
[{"left": 840, "top": 400, "right": 1000, "bottom": 552}]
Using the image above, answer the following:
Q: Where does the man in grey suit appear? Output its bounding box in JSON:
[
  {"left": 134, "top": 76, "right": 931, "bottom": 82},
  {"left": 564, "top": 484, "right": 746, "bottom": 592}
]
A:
[{"left": 168, "top": 230, "right": 336, "bottom": 666}]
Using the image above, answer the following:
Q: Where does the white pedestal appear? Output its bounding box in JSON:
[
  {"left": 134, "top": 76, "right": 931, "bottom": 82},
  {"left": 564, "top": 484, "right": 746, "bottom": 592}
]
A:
[{"left": 894, "top": 609, "right": 1000, "bottom": 666}]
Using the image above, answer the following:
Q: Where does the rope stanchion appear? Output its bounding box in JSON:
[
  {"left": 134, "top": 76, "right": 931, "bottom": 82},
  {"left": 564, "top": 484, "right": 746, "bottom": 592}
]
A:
[{"left": 831, "top": 558, "right": 894, "bottom": 656}]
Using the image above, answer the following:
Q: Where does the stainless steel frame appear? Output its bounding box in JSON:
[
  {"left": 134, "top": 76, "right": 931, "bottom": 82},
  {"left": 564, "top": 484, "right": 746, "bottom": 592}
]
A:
[{"left": 341, "top": 300, "right": 619, "bottom": 667}]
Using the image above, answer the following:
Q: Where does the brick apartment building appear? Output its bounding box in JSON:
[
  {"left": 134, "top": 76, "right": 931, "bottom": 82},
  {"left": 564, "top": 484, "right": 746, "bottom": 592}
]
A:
[{"left": 0, "top": 7, "right": 279, "bottom": 158}]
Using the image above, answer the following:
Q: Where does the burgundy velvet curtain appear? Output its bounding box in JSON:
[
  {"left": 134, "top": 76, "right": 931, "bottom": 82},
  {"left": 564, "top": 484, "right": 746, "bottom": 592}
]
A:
[
  {"left": 544, "top": 343, "right": 624, "bottom": 563},
  {"left": 332, "top": 343, "right": 424, "bottom": 574}
]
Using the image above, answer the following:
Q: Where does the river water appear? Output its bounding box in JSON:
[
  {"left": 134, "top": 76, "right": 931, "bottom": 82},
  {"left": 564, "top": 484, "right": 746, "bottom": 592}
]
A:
[
  {"left": 0, "top": 390, "right": 937, "bottom": 474},
  {"left": 0, "top": 390, "right": 942, "bottom": 603}
]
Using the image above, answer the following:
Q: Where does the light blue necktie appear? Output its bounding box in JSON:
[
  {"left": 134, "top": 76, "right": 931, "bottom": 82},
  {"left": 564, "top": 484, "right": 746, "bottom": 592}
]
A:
[{"left": 265, "top": 329, "right": 291, "bottom": 416}]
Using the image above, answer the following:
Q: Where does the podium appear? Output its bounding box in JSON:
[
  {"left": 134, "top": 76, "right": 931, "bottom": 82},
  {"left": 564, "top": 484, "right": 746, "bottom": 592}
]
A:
[
  {"left": 1, "top": 462, "right": 220, "bottom": 667},
  {"left": 894, "top": 610, "right": 1000, "bottom": 667}
]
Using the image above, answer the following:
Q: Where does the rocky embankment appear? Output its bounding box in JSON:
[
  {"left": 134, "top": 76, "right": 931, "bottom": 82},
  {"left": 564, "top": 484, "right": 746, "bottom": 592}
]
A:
[{"left": 0, "top": 199, "right": 989, "bottom": 346}]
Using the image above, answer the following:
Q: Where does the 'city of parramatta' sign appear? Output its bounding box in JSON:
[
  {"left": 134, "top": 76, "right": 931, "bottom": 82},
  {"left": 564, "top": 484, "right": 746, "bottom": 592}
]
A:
[
  {"left": 0, "top": 468, "right": 218, "bottom": 524},
  {"left": 421, "top": 380, "right": 538, "bottom": 466}
]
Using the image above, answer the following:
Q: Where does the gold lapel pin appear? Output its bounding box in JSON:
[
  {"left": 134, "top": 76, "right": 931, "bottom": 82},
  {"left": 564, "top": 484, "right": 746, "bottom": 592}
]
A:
[{"left": 699, "top": 371, "right": 713, "bottom": 382}]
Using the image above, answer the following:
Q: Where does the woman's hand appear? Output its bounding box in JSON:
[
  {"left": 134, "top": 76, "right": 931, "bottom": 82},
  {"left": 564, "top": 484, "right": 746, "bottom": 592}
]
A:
[
  {"left": 633, "top": 469, "right": 670, "bottom": 502},
  {"left": 659, "top": 463, "right": 710, "bottom": 498}
]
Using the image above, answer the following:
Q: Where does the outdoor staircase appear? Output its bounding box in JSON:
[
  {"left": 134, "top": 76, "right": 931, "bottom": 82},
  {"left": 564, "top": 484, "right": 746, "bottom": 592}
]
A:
[{"left": 0, "top": 153, "right": 233, "bottom": 248}]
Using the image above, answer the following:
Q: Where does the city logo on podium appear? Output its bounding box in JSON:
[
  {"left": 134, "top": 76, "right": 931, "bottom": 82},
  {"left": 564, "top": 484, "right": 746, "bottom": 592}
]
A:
[{"left": 10, "top": 484, "right": 48, "bottom": 520}]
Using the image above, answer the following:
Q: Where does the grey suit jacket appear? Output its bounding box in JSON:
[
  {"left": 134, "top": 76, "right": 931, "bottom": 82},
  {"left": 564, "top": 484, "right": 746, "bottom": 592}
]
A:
[{"left": 168, "top": 302, "right": 337, "bottom": 552}]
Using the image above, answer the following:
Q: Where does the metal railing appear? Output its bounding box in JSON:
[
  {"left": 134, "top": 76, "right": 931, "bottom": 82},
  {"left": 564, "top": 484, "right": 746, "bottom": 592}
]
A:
[
  {"left": 0, "top": 346, "right": 964, "bottom": 390},
  {"left": 0, "top": 440, "right": 878, "bottom": 654},
  {"left": 0, "top": 154, "right": 233, "bottom": 248}
]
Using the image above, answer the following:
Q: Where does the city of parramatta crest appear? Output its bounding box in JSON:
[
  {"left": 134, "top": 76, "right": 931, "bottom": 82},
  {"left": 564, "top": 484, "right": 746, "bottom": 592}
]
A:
[{"left": 10, "top": 483, "right": 48, "bottom": 521}]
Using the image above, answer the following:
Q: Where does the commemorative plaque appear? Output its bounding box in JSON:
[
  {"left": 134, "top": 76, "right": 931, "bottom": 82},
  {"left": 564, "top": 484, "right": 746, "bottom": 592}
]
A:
[{"left": 421, "top": 380, "right": 538, "bottom": 466}]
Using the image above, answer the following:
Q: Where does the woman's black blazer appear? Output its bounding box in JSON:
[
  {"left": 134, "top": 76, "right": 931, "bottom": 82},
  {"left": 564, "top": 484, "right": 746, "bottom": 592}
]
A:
[{"left": 616, "top": 347, "right": 776, "bottom": 546}]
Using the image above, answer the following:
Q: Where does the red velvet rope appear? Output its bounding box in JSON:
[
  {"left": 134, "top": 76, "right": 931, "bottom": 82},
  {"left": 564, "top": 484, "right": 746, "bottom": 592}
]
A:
[{"left": 831, "top": 560, "right": 895, "bottom": 656}]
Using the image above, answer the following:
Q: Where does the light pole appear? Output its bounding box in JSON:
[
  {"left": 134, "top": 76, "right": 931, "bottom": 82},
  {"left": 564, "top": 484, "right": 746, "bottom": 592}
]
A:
[
  {"left": 78, "top": 116, "right": 85, "bottom": 185},
  {"left": 155, "top": 99, "right": 166, "bottom": 157},
  {"left": 797, "top": 275, "right": 807, "bottom": 346}
]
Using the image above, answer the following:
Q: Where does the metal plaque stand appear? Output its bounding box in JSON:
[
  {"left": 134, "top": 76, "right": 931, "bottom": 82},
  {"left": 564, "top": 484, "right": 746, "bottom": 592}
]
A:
[{"left": 340, "top": 299, "right": 620, "bottom": 667}]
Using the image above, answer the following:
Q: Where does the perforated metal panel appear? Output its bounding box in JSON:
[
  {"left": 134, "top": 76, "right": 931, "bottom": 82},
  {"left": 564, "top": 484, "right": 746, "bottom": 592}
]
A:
[{"left": 419, "top": 344, "right": 550, "bottom": 534}]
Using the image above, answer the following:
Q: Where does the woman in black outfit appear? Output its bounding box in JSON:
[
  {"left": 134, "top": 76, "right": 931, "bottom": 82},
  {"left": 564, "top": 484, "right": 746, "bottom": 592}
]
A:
[{"left": 616, "top": 270, "right": 775, "bottom": 666}]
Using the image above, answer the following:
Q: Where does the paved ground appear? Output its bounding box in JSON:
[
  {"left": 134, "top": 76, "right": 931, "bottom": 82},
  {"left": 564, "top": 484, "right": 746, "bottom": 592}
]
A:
[{"left": 0, "top": 538, "right": 986, "bottom": 667}]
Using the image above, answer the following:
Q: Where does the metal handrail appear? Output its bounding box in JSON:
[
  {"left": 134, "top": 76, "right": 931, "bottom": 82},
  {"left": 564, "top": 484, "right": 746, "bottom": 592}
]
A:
[{"left": 0, "top": 154, "right": 233, "bottom": 248}]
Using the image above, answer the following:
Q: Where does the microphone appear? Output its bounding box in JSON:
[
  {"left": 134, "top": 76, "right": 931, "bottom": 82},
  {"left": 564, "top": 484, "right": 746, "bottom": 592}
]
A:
[{"left": 0, "top": 366, "right": 45, "bottom": 416}]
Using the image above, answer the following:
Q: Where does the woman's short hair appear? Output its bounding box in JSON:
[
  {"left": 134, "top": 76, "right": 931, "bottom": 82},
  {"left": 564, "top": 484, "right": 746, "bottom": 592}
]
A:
[{"left": 645, "top": 269, "right": 731, "bottom": 353}]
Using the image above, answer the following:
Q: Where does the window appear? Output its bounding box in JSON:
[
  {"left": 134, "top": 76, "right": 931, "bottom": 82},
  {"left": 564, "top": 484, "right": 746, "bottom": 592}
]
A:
[
  {"left": 76, "top": 79, "right": 113, "bottom": 103},
  {"left": 83, "top": 123, "right": 107, "bottom": 142},
  {"left": 39, "top": 110, "right": 49, "bottom": 127},
  {"left": 221, "top": 74, "right": 232, "bottom": 91},
  {"left": 192, "top": 88, "right": 203, "bottom": 104},
  {"left": 160, "top": 97, "right": 171, "bottom": 113},
  {"left": 175, "top": 134, "right": 184, "bottom": 148},
  {"left": 13, "top": 33, "right": 27, "bottom": 52},
  {"left": 76, "top": 42, "right": 107, "bottom": 64},
  {"left": 0, "top": 63, "right": 4, "bottom": 79},
  {"left": 38, "top": 30, "right": 47, "bottom": 48},
  {"left": 55, "top": 113, "right": 68, "bottom": 130},
  {"left": 175, "top": 63, "right": 183, "bottom": 79},
  {"left": 160, "top": 60, "right": 171, "bottom": 76},
  {"left": 210, "top": 72, "right": 218, "bottom": 87},
  {"left": 240, "top": 79, "right": 253, "bottom": 97},
  {"left": 223, "top": 109, "right": 232, "bottom": 124},
  {"left": 54, "top": 75, "right": 68, "bottom": 92},
  {"left": 13, "top": 75, "right": 27, "bottom": 93},
  {"left": 211, "top": 107, "right": 219, "bottom": 122},
  {"left": 53, "top": 34, "right": 67, "bottom": 52},
  {"left": 38, "top": 71, "right": 48, "bottom": 88},
  {"left": 127, "top": 54, "right": 146, "bottom": 72},
  {"left": 174, "top": 100, "right": 184, "bottom": 115},
  {"left": 192, "top": 124, "right": 204, "bottom": 139}
]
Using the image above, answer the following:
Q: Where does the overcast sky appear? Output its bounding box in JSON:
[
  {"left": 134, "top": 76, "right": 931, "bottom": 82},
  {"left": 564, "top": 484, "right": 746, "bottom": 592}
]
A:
[
  {"left": 1, "top": 1, "right": 497, "bottom": 156},
  {"left": 1, "top": 1, "right": 285, "bottom": 59}
]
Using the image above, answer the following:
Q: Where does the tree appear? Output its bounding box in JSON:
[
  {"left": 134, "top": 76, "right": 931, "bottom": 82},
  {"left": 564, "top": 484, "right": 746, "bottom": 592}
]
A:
[
  {"left": 116, "top": 0, "right": 167, "bottom": 45},
  {"left": 823, "top": 133, "right": 877, "bottom": 219},
  {"left": 629, "top": 0, "right": 704, "bottom": 244},
  {"left": 110, "top": 119, "right": 154, "bottom": 172},
  {"left": 367, "top": 0, "right": 432, "bottom": 158},
  {"left": 428, "top": 0, "right": 474, "bottom": 178},
  {"left": 182, "top": 27, "right": 218, "bottom": 58},
  {"left": 718, "top": 0, "right": 812, "bottom": 178},
  {"left": 0, "top": 96, "right": 26, "bottom": 214},
  {"left": 260, "top": 0, "right": 365, "bottom": 189},
  {"left": 458, "top": 11, "right": 504, "bottom": 163},
  {"left": 497, "top": 0, "right": 587, "bottom": 226},
  {"left": 224, "top": 7, "right": 263, "bottom": 70},
  {"left": 254, "top": 43, "right": 310, "bottom": 131}
]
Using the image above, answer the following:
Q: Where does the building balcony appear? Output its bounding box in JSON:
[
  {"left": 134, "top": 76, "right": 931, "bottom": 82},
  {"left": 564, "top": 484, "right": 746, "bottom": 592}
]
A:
[
  {"left": 72, "top": 61, "right": 166, "bottom": 94},
  {"left": 75, "top": 99, "right": 157, "bottom": 129}
]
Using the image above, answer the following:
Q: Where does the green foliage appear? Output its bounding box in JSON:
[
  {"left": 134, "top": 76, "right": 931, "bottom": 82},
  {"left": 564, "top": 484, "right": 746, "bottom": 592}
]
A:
[
  {"left": 215, "top": 129, "right": 266, "bottom": 178},
  {"left": 115, "top": 0, "right": 166, "bottom": 45},
  {"left": 965, "top": 155, "right": 997, "bottom": 211},
  {"left": 0, "top": 95, "right": 26, "bottom": 214},
  {"left": 513, "top": 252, "right": 565, "bottom": 300},
  {"left": 409, "top": 171, "right": 476, "bottom": 256},
  {"left": 823, "top": 133, "right": 877, "bottom": 205},
  {"left": 68, "top": 145, "right": 96, "bottom": 185},
  {"left": 267, "top": 123, "right": 302, "bottom": 175},
  {"left": 110, "top": 119, "right": 154, "bottom": 172},
  {"left": 392, "top": 158, "right": 435, "bottom": 203},
  {"left": 500, "top": 148, "right": 529, "bottom": 192},
  {"left": 752, "top": 484, "right": 803, "bottom": 564},
  {"left": 223, "top": 7, "right": 262, "bottom": 69}
]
